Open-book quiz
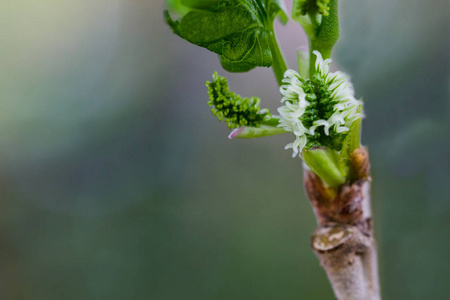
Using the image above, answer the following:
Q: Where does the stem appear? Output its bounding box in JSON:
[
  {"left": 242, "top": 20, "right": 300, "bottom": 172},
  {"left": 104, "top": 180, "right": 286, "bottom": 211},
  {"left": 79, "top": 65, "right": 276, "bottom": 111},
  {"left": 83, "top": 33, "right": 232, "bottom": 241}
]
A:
[
  {"left": 229, "top": 116, "right": 288, "bottom": 139},
  {"left": 260, "top": 115, "right": 281, "bottom": 126},
  {"left": 308, "top": 0, "right": 340, "bottom": 78},
  {"left": 268, "top": 28, "right": 288, "bottom": 86},
  {"left": 228, "top": 125, "right": 287, "bottom": 139},
  {"left": 311, "top": 224, "right": 381, "bottom": 300},
  {"left": 304, "top": 148, "right": 381, "bottom": 300},
  {"left": 309, "top": 39, "right": 333, "bottom": 77}
]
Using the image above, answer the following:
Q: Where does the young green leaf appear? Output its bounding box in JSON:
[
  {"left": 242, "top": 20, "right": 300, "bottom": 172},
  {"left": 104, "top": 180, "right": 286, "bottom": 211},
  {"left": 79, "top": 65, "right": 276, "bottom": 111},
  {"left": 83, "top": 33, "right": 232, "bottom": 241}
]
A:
[
  {"left": 165, "top": 0, "right": 287, "bottom": 72},
  {"left": 302, "top": 147, "right": 346, "bottom": 187},
  {"left": 338, "top": 108, "right": 362, "bottom": 176},
  {"left": 165, "top": 0, "right": 192, "bottom": 16}
]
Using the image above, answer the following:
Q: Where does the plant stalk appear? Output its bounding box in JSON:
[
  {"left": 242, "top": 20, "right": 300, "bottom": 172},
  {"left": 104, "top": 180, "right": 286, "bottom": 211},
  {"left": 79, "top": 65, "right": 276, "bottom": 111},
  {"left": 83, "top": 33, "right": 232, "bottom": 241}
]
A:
[
  {"left": 308, "top": 0, "right": 340, "bottom": 78},
  {"left": 268, "top": 28, "right": 288, "bottom": 86}
]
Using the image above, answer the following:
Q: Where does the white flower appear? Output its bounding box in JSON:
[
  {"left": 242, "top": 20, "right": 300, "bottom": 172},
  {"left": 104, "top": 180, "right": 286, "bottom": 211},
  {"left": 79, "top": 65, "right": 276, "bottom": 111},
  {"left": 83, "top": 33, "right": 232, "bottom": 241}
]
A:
[{"left": 277, "top": 51, "right": 364, "bottom": 158}]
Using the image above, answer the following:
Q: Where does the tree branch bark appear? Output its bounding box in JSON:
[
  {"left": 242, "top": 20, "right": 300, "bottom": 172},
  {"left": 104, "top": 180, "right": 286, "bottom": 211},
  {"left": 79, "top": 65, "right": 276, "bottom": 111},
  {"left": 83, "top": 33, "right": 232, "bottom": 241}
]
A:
[{"left": 304, "top": 148, "right": 381, "bottom": 300}]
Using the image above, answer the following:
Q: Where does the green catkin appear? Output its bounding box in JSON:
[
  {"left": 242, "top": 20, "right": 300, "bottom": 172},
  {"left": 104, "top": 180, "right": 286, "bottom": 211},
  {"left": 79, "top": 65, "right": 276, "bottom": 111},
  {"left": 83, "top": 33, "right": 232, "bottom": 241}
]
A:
[
  {"left": 297, "top": 74, "right": 346, "bottom": 151},
  {"left": 206, "top": 72, "right": 271, "bottom": 129}
]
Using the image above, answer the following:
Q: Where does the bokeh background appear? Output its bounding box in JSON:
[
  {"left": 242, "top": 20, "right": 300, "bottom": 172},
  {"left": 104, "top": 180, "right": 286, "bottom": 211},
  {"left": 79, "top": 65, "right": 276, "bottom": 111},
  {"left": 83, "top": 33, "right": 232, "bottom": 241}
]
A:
[{"left": 0, "top": 0, "right": 449, "bottom": 299}]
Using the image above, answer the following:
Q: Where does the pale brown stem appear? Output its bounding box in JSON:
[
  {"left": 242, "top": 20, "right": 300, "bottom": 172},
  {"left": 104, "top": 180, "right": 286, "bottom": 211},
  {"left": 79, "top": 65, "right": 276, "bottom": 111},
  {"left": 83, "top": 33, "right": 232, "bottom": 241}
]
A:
[
  {"left": 311, "top": 225, "right": 380, "bottom": 299},
  {"left": 305, "top": 148, "right": 381, "bottom": 300}
]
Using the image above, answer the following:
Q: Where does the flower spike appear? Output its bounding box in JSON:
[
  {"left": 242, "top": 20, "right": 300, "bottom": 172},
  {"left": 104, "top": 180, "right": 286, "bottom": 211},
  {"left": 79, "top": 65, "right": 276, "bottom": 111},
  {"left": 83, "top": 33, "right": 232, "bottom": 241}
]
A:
[
  {"left": 206, "top": 72, "right": 271, "bottom": 129},
  {"left": 277, "top": 51, "right": 364, "bottom": 157}
]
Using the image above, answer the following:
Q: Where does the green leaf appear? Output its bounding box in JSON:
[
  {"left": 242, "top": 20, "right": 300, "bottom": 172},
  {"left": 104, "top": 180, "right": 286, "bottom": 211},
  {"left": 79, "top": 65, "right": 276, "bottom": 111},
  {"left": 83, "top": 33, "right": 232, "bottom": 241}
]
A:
[
  {"left": 181, "top": 0, "right": 222, "bottom": 10},
  {"left": 338, "top": 106, "right": 362, "bottom": 174},
  {"left": 165, "top": 0, "right": 288, "bottom": 72},
  {"left": 302, "top": 147, "right": 347, "bottom": 187},
  {"left": 165, "top": 0, "right": 192, "bottom": 16}
]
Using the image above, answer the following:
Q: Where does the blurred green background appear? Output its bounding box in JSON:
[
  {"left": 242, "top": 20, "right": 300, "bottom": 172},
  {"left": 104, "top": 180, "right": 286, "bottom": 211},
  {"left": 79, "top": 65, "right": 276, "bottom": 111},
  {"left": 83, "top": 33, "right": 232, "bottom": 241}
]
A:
[{"left": 0, "top": 0, "right": 448, "bottom": 299}]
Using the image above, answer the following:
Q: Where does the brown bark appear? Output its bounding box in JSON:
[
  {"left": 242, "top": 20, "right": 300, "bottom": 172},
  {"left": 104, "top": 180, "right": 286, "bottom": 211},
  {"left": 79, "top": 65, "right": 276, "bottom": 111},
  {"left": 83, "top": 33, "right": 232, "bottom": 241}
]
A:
[{"left": 305, "top": 147, "right": 381, "bottom": 300}]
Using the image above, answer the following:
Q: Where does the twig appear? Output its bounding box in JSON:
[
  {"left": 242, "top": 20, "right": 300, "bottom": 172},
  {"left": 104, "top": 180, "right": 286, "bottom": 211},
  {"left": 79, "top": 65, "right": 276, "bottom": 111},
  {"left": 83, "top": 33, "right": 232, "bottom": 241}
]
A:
[{"left": 305, "top": 148, "right": 381, "bottom": 299}]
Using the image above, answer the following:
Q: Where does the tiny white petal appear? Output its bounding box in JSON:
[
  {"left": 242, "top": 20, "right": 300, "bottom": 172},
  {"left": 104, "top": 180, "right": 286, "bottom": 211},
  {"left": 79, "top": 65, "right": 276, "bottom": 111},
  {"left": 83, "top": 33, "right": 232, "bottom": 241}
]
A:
[{"left": 336, "top": 126, "right": 350, "bottom": 133}]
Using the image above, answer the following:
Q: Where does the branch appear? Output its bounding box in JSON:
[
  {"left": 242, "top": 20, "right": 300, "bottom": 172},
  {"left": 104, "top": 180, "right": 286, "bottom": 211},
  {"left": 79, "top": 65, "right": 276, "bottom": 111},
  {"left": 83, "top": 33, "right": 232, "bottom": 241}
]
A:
[
  {"left": 311, "top": 224, "right": 380, "bottom": 300},
  {"left": 304, "top": 147, "right": 381, "bottom": 300}
]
